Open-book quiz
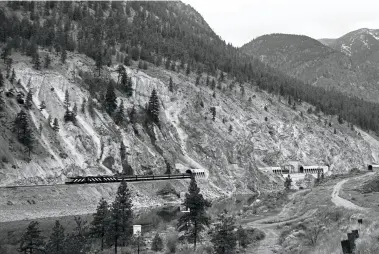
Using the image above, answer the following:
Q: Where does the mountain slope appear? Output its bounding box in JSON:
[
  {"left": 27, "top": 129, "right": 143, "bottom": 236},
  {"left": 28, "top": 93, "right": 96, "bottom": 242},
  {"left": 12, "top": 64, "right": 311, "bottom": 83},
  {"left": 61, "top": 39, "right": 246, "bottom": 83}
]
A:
[{"left": 240, "top": 33, "right": 379, "bottom": 102}]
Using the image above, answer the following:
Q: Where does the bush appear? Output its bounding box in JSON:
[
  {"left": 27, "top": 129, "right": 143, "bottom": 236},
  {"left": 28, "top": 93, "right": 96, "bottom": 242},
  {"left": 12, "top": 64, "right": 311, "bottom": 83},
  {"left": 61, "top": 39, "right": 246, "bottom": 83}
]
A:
[
  {"left": 156, "top": 183, "right": 179, "bottom": 197},
  {"left": 166, "top": 233, "right": 178, "bottom": 253}
]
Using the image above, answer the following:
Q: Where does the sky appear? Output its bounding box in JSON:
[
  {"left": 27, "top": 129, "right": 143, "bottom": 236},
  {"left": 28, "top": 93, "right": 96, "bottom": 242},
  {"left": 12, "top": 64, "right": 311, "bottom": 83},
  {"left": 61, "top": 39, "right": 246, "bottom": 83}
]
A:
[{"left": 181, "top": 0, "right": 379, "bottom": 47}]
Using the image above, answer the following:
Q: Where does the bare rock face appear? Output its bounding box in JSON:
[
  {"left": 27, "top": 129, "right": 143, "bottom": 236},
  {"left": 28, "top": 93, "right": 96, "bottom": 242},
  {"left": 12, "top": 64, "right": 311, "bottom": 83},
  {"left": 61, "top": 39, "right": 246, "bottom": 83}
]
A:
[{"left": 0, "top": 51, "right": 377, "bottom": 199}]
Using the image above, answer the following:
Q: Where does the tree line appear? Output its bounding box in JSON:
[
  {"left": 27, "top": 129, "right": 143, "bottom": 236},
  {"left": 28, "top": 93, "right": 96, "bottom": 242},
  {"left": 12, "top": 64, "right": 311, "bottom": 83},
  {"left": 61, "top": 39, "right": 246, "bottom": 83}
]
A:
[{"left": 15, "top": 177, "right": 257, "bottom": 254}]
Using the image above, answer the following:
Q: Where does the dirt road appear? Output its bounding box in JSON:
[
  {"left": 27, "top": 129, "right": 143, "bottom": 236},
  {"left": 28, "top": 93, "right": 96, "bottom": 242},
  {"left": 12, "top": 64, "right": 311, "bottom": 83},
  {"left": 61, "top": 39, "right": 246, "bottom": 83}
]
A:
[{"left": 331, "top": 173, "right": 374, "bottom": 211}]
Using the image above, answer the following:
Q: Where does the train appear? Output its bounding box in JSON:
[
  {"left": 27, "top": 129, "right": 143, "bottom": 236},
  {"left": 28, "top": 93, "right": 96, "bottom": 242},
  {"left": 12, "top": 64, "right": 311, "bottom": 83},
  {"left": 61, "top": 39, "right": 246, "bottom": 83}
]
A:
[{"left": 65, "top": 169, "right": 207, "bottom": 185}]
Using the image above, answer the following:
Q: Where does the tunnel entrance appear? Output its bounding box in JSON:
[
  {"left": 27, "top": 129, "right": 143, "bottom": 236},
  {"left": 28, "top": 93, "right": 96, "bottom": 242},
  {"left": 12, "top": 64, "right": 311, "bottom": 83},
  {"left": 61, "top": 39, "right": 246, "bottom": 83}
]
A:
[
  {"left": 300, "top": 166, "right": 304, "bottom": 173},
  {"left": 368, "top": 165, "right": 373, "bottom": 171},
  {"left": 186, "top": 169, "right": 192, "bottom": 174}
]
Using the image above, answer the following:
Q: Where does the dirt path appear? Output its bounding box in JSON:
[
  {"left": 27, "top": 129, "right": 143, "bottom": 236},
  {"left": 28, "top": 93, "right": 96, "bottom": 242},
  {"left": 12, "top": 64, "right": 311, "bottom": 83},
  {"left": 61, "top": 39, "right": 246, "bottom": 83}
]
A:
[
  {"left": 244, "top": 191, "right": 314, "bottom": 253},
  {"left": 331, "top": 173, "right": 374, "bottom": 211}
]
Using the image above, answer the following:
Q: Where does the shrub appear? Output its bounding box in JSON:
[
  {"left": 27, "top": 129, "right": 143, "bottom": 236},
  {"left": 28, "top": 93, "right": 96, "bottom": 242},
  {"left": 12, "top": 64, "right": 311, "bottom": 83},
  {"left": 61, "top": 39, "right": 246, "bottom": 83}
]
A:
[{"left": 166, "top": 233, "right": 178, "bottom": 253}]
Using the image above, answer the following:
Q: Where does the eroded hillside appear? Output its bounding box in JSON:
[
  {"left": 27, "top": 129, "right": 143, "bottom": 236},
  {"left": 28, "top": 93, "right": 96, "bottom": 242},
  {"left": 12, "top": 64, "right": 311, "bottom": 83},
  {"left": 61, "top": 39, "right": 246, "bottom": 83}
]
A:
[{"left": 0, "top": 49, "right": 377, "bottom": 196}]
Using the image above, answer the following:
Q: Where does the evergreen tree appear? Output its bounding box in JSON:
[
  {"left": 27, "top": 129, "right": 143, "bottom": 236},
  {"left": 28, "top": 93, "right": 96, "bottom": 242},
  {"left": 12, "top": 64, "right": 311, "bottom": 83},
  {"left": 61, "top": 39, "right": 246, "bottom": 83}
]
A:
[
  {"left": 206, "top": 76, "right": 209, "bottom": 86},
  {"left": 123, "top": 55, "right": 130, "bottom": 66},
  {"left": 0, "top": 72, "right": 4, "bottom": 88},
  {"left": 165, "top": 160, "right": 172, "bottom": 174},
  {"left": 211, "top": 79, "right": 216, "bottom": 90},
  {"left": 61, "top": 48, "right": 67, "bottom": 63},
  {"left": 39, "top": 101, "right": 46, "bottom": 111},
  {"left": 107, "top": 181, "right": 133, "bottom": 253},
  {"left": 210, "top": 107, "right": 216, "bottom": 121},
  {"left": 105, "top": 82, "right": 117, "bottom": 115},
  {"left": 114, "top": 100, "right": 125, "bottom": 125},
  {"left": 19, "top": 221, "right": 45, "bottom": 254},
  {"left": 32, "top": 52, "right": 41, "bottom": 70},
  {"left": 143, "top": 61, "right": 148, "bottom": 70},
  {"left": 334, "top": 128, "right": 337, "bottom": 134},
  {"left": 116, "top": 64, "right": 126, "bottom": 85},
  {"left": 0, "top": 93, "right": 4, "bottom": 111},
  {"left": 284, "top": 174, "right": 292, "bottom": 190},
  {"left": 81, "top": 98, "right": 86, "bottom": 114},
  {"left": 96, "top": 51, "right": 103, "bottom": 76},
  {"left": 236, "top": 225, "right": 249, "bottom": 249},
  {"left": 73, "top": 102, "right": 78, "bottom": 117},
  {"left": 338, "top": 115, "right": 344, "bottom": 124},
  {"left": 151, "top": 233, "right": 163, "bottom": 252},
  {"left": 138, "top": 61, "right": 143, "bottom": 69},
  {"left": 195, "top": 76, "right": 200, "bottom": 86},
  {"left": 186, "top": 64, "right": 191, "bottom": 75},
  {"left": 126, "top": 77, "right": 133, "bottom": 97},
  {"left": 169, "top": 77, "right": 174, "bottom": 92},
  {"left": 90, "top": 198, "right": 109, "bottom": 251},
  {"left": 52, "top": 118, "right": 59, "bottom": 132},
  {"left": 46, "top": 220, "right": 65, "bottom": 254},
  {"left": 229, "top": 125, "right": 233, "bottom": 133},
  {"left": 165, "top": 58, "right": 171, "bottom": 69},
  {"left": 44, "top": 54, "right": 51, "bottom": 68},
  {"left": 211, "top": 210, "right": 237, "bottom": 254},
  {"left": 63, "top": 90, "right": 70, "bottom": 111},
  {"left": 64, "top": 216, "right": 90, "bottom": 254},
  {"left": 147, "top": 89, "right": 160, "bottom": 125},
  {"left": 177, "top": 176, "right": 211, "bottom": 250},
  {"left": 9, "top": 68, "right": 15, "bottom": 84},
  {"left": 129, "top": 106, "right": 136, "bottom": 125},
  {"left": 24, "top": 90, "right": 33, "bottom": 109},
  {"left": 88, "top": 97, "right": 95, "bottom": 118}
]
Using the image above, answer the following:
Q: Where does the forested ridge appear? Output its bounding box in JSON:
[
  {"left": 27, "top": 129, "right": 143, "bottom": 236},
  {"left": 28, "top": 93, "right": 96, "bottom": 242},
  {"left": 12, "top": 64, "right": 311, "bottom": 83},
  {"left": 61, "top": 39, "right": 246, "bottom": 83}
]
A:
[{"left": 1, "top": 1, "right": 379, "bottom": 133}]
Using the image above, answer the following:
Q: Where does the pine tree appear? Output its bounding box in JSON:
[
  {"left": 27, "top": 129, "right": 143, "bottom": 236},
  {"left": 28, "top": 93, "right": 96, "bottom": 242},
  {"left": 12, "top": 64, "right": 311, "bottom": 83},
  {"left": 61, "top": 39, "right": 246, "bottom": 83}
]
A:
[
  {"left": 32, "top": 52, "right": 41, "bottom": 70},
  {"left": 186, "top": 64, "right": 191, "bottom": 75},
  {"left": 19, "top": 221, "right": 45, "bottom": 254},
  {"left": 39, "top": 101, "right": 46, "bottom": 111},
  {"left": 147, "top": 89, "right": 160, "bottom": 125},
  {"left": 9, "top": 68, "right": 15, "bottom": 84},
  {"left": 138, "top": 61, "right": 143, "bottom": 69},
  {"left": 126, "top": 77, "right": 133, "bottom": 97},
  {"left": 107, "top": 181, "right": 133, "bottom": 253},
  {"left": 63, "top": 90, "right": 70, "bottom": 111},
  {"left": 177, "top": 176, "right": 211, "bottom": 250},
  {"left": 284, "top": 174, "right": 292, "bottom": 190},
  {"left": 229, "top": 125, "right": 233, "bottom": 133},
  {"left": 44, "top": 54, "right": 51, "bottom": 68},
  {"left": 210, "top": 107, "right": 216, "bottom": 121},
  {"left": 129, "top": 106, "right": 136, "bottom": 125},
  {"left": 206, "top": 76, "right": 209, "bottom": 86},
  {"left": 236, "top": 225, "right": 249, "bottom": 249},
  {"left": 0, "top": 72, "right": 4, "bottom": 88},
  {"left": 211, "top": 79, "right": 216, "bottom": 90},
  {"left": 46, "top": 220, "right": 65, "bottom": 254},
  {"left": 73, "top": 102, "right": 78, "bottom": 117},
  {"left": 0, "top": 93, "right": 4, "bottom": 111},
  {"left": 52, "top": 118, "right": 59, "bottom": 132},
  {"left": 114, "top": 100, "right": 125, "bottom": 125},
  {"left": 24, "top": 90, "right": 33, "bottom": 110},
  {"left": 88, "top": 97, "right": 95, "bottom": 118},
  {"left": 195, "top": 76, "right": 200, "bottom": 86},
  {"left": 165, "top": 58, "right": 171, "bottom": 69},
  {"left": 116, "top": 64, "right": 126, "bottom": 85},
  {"left": 64, "top": 216, "right": 90, "bottom": 254},
  {"left": 61, "top": 48, "right": 67, "bottom": 63},
  {"left": 211, "top": 210, "right": 237, "bottom": 254},
  {"left": 169, "top": 77, "right": 174, "bottom": 92},
  {"left": 96, "top": 51, "right": 103, "bottom": 76},
  {"left": 334, "top": 128, "right": 337, "bottom": 134},
  {"left": 105, "top": 82, "right": 117, "bottom": 115},
  {"left": 143, "top": 61, "right": 148, "bottom": 70},
  {"left": 81, "top": 98, "right": 86, "bottom": 114},
  {"left": 90, "top": 198, "right": 109, "bottom": 251},
  {"left": 151, "top": 233, "right": 163, "bottom": 252}
]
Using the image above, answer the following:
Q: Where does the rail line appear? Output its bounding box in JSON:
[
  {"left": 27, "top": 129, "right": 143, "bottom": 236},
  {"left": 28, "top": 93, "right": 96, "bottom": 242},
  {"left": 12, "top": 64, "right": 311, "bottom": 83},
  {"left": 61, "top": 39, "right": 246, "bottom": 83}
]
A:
[{"left": 0, "top": 174, "right": 195, "bottom": 189}]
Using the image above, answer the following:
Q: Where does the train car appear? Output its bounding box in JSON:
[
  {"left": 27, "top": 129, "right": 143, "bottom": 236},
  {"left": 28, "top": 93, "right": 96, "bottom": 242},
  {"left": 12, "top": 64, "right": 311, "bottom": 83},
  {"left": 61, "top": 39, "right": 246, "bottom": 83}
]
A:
[{"left": 185, "top": 169, "right": 207, "bottom": 178}]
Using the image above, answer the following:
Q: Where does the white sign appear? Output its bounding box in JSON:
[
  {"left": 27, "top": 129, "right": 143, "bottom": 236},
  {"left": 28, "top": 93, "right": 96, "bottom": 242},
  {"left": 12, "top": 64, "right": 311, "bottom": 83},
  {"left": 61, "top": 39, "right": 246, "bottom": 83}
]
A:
[{"left": 133, "top": 225, "right": 142, "bottom": 236}]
